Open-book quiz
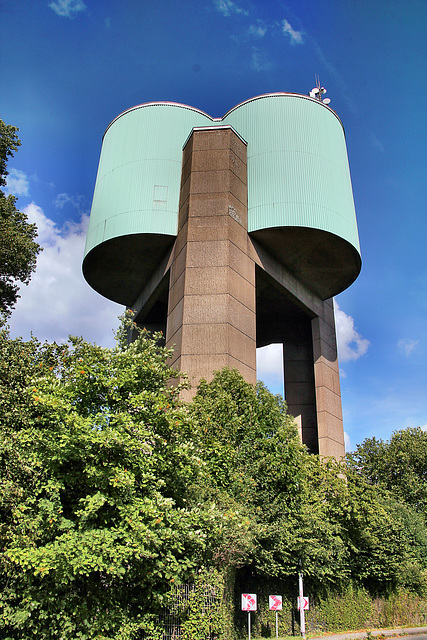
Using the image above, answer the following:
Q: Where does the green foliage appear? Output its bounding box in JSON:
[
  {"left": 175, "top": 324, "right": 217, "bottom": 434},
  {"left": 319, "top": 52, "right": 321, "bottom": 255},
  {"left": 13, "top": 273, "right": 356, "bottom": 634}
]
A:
[
  {"left": 172, "top": 568, "right": 231, "bottom": 640},
  {"left": 307, "top": 586, "right": 374, "bottom": 632},
  {"left": 305, "top": 587, "right": 427, "bottom": 633},
  {"left": 347, "top": 427, "right": 427, "bottom": 517},
  {"left": 375, "top": 591, "right": 427, "bottom": 627},
  {"left": 1, "top": 314, "right": 427, "bottom": 637},
  {"left": 345, "top": 429, "right": 427, "bottom": 595},
  {"left": 344, "top": 472, "right": 419, "bottom": 594},
  {"left": 295, "top": 457, "right": 351, "bottom": 589},
  {"left": 0, "top": 316, "right": 208, "bottom": 638},
  {"left": 0, "top": 120, "right": 20, "bottom": 187},
  {"left": 190, "top": 370, "right": 307, "bottom": 577},
  {"left": 0, "top": 118, "right": 41, "bottom": 315},
  {"left": 190, "top": 371, "right": 427, "bottom": 595}
]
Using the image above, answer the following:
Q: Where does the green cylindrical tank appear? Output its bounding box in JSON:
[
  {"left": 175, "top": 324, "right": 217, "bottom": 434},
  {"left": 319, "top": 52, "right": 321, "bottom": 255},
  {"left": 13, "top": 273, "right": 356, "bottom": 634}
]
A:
[
  {"left": 83, "top": 102, "right": 212, "bottom": 305},
  {"left": 83, "top": 93, "right": 361, "bottom": 304},
  {"left": 223, "top": 94, "right": 361, "bottom": 298}
]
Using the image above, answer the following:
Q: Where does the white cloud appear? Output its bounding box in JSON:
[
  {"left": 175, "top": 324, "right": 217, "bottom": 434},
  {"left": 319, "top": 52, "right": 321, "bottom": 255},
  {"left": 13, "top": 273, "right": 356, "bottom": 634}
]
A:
[
  {"left": 214, "top": 0, "right": 248, "bottom": 17},
  {"left": 402, "top": 416, "right": 427, "bottom": 433},
  {"left": 48, "top": 0, "right": 87, "bottom": 18},
  {"left": 248, "top": 22, "right": 267, "bottom": 38},
  {"left": 26, "top": 202, "right": 58, "bottom": 246},
  {"left": 257, "top": 343, "right": 283, "bottom": 377},
  {"left": 344, "top": 431, "right": 351, "bottom": 452},
  {"left": 4, "top": 169, "right": 30, "bottom": 197},
  {"left": 404, "top": 416, "right": 421, "bottom": 427},
  {"left": 256, "top": 343, "right": 284, "bottom": 394},
  {"left": 371, "top": 133, "right": 385, "bottom": 154},
  {"left": 54, "top": 192, "right": 86, "bottom": 211},
  {"left": 334, "top": 301, "right": 370, "bottom": 362},
  {"left": 397, "top": 338, "right": 419, "bottom": 357},
  {"left": 8, "top": 203, "right": 122, "bottom": 348},
  {"left": 282, "top": 19, "right": 303, "bottom": 45},
  {"left": 251, "top": 48, "right": 273, "bottom": 72}
]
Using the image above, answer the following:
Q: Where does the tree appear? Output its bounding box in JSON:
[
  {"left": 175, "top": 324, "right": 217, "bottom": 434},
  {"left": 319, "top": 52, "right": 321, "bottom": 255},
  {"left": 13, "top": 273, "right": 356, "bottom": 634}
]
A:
[
  {"left": 344, "top": 470, "right": 426, "bottom": 594},
  {"left": 0, "top": 318, "right": 218, "bottom": 639},
  {"left": 190, "top": 372, "right": 350, "bottom": 592},
  {"left": 189, "top": 369, "right": 304, "bottom": 574},
  {"left": 190, "top": 369, "right": 427, "bottom": 632},
  {"left": 0, "top": 119, "right": 41, "bottom": 315},
  {"left": 346, "top": 427, "right": 427, "bottom": 517}
]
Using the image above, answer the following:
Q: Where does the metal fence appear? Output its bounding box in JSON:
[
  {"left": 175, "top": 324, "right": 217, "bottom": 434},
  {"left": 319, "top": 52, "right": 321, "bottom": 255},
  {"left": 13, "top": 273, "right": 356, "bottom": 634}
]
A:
[{"left": 158, "top": 582, "right": 219, "bottom": 640}]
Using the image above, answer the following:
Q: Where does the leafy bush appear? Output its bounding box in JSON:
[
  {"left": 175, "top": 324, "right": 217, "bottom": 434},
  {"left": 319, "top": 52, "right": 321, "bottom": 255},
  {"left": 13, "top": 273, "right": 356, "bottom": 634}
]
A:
[{"left": 305, "top": 588, "right": 427, "bottom": 633}]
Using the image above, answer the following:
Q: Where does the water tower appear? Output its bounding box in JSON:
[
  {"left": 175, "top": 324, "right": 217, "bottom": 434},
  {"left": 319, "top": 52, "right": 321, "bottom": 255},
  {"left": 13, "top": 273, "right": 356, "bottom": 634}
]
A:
[{"left": 83, "top": 91, "right": 361, "bottom": 458}]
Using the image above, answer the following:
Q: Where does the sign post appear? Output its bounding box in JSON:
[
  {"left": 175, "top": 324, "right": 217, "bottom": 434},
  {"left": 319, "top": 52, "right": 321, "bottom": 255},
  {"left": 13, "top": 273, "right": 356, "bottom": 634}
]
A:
[
  {"left": 298, "top": 572, "right": 306, "bottom": 638},
  {"left": 241, "top": 594, "right": 257, "bottom": 640},
  {"left": 269, "top": 595, "right": 282, "bottom": 638}
]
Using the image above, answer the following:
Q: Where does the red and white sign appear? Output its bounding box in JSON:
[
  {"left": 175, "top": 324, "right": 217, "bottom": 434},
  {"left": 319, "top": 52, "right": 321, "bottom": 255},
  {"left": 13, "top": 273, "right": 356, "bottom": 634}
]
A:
[
  {"left": 241, "top": 593, "right": 257, "bottom": 611},
  {"left": 297, "top": 596, "right": 309, "bottom": 611},
  {"left": 269, "top": 595, "right": 283, "bottom": 611}
]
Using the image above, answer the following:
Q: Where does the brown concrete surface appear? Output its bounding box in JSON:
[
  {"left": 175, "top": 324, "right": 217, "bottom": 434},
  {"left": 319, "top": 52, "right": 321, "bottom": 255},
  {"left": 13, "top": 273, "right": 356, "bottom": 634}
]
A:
[{"left": 166, "top": 127, "right": 257, "bottom": 400}]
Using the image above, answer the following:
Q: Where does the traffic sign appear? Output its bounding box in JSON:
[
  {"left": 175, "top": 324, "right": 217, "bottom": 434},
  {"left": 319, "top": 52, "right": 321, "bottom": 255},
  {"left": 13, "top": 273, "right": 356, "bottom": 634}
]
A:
[
  {"left": 297, "top": 596, "right": 309, "bottom": 611},
  {"left": 241, "top": 593, "right": 257, "bottom": 611},
  {"left": 269, "top": 595, "right": 282, "bottom": 611}
]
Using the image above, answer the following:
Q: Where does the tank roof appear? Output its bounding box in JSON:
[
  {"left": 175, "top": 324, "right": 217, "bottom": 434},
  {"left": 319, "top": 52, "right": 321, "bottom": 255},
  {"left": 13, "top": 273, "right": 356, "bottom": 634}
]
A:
[{"left": 103, "top": 92, "right": 343, "bottom": 139}]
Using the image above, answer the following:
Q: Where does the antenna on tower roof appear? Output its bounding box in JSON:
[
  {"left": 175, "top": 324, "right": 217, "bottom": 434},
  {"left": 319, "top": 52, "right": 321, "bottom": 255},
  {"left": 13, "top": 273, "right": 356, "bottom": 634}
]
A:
[{"left": 309, "top": 75, "right": 331, "bottom": 106}]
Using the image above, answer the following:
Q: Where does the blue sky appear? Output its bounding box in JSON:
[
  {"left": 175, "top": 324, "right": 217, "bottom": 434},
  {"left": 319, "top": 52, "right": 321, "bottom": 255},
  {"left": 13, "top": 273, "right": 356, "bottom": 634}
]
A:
[{"left": 1, "top": 0, "right": 426, "bottom": 450}]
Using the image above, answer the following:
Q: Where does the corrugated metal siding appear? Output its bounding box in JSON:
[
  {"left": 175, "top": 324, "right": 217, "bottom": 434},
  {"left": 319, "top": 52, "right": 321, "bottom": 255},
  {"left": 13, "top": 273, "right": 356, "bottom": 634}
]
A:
[
  {"left": 224, "top": 94, "right": 360, "bottom": 251},
  {"left": 84, "top": 104, "right": 211, "bottom": 257}
]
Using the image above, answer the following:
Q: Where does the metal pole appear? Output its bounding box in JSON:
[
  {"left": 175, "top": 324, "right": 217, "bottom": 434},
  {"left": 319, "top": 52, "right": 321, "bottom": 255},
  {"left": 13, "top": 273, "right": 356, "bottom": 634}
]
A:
[
  {"left": 299, "top": 571, "right": 306, "bottom": 639},
  {"left": 276, "top": 610, "right": 279, "bottom": 638},
  {"left": 248, "top": 611, "right": 251, "bottom": 640}
]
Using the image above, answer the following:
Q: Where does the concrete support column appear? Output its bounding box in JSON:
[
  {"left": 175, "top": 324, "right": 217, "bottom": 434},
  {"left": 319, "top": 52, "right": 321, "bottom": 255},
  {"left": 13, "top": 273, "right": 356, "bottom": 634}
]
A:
[
  {"left": 166, "top": 126, "right": 256, "bottom": 399},
  {"left": 283, "top": 320, "right": 318, "bottom": 453},
  {"left": 312, "top": 298, "right": 345, "bottom": 459}
]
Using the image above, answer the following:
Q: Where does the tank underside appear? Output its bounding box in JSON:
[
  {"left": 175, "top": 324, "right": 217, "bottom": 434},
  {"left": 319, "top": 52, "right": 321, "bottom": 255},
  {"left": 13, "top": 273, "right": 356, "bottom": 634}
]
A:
[
  {"left": 251, "top": 226, "right": 361, "bottom": 300},
  {"left": 83, "top": 233, "right": 175, "bottom": 306},
  {"left": 83, "top": 223, "right": 361, "bottom": 307}
]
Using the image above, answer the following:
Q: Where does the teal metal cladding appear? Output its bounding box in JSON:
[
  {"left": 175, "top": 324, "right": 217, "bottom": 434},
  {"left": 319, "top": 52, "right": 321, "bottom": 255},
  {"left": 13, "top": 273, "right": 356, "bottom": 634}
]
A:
[
  {"left": 85, "top": 103, "right": 212, "bottom": 258},
  {"left": 83, "top": 94, "right": 361, "bottom": 304},
  {"left": 223, "top": 94, "right": 359, "bottom": 250}
]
